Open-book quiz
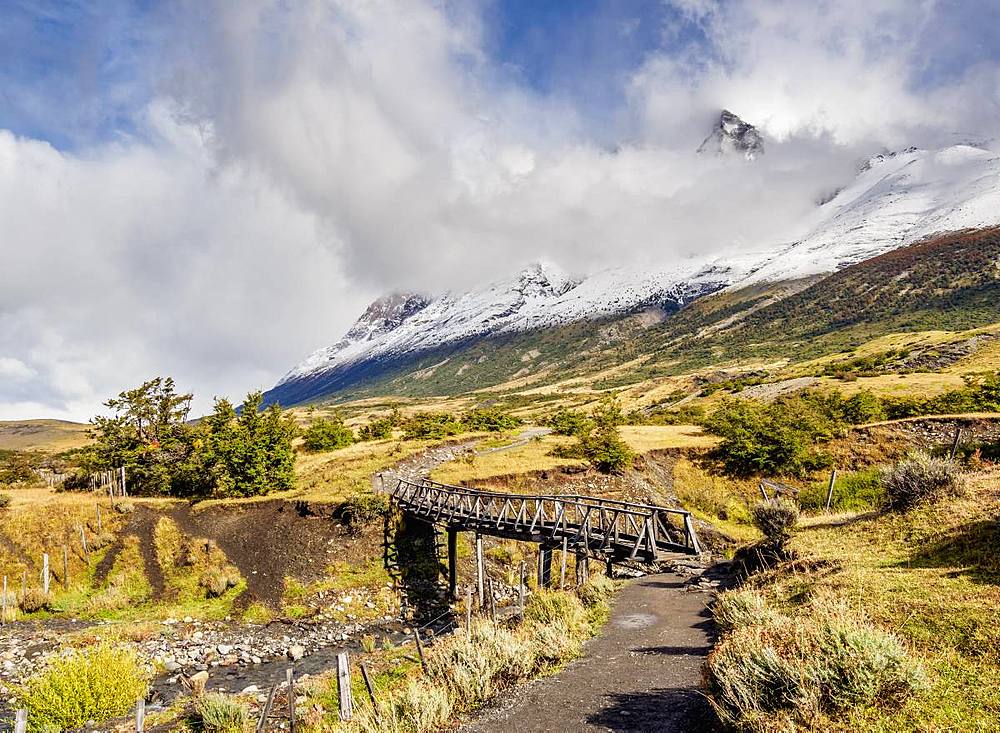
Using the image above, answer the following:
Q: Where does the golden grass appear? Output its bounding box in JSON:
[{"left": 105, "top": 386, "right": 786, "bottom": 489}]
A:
[
  {"left": 431, "top": 435, "right": 583, "bottom": 484},
  {"left": 753, "top": 467, "right": 1000, "bottom": 730},
  {"left": 817, "top": 372, "right": 969, "bottom": 398},
  {"left": 0, "top": 419, "right": 91, "bottom": 452},
  {"left": 619, "top": 425, "right": 719, "bottom": 452}
]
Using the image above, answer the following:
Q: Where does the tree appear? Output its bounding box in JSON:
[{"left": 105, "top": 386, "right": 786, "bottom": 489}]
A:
[{"left": 461, "top": 407, "right": 522, "bottom": 433}]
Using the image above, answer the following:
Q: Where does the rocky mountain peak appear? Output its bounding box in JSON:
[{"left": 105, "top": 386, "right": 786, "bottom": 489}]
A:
[
  {"left": 514, "top": 261, "right": 578, "bottom": 299},
  {"left": 344, "top": 292, "right": 430, "bottom": 343},
  {"left": 697, "top": 109, "right": 764, "bottom": 160}
]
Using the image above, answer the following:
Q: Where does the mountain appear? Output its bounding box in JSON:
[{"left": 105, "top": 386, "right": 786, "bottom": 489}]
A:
[
  {"left": 697, "top": 110, "right": 764, "bottom": 160},
  {"left": 265, "top": 141, "right": 1000, "bottom": 408}
]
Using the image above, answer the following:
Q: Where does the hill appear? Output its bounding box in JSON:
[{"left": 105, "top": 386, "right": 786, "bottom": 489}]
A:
[{"left": 0, "top": 419, "right": 91, "bottom": 452}]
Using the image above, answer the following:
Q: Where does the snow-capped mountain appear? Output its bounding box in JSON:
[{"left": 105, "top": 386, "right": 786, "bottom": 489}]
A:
[
  {"left": 269, "top": 136, "right": 1000, "bottom": 405},
  {"left": 697, "top": 110, "right": 764, "bottom": 160}
]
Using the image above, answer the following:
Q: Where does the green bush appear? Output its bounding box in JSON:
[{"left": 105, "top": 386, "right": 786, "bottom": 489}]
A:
[
  {"left": 402, "top": 412, "right": 463, "bottom": 440},
  {"left": 359, "top": 417, "right": 394, "bottom": 441},
  {"left": 799, "top": 468, "right": 884, "bottom": 512},
  {"left": 706, "top": 396, "right": 840, "bottom": 477},
  {"left": 17, "top": 644, "right": 151, "bottom": 732},
  {"left": 461, "top": 407, "right": 522, "bottom": 433},
  {"left": 752, "top": 499, "right": 799, "bottom": 548},
  {"left": 0, "top": 492, "right": 11, "bottom": 510},
  {"left": 881, "top": 453, "right": 963, "bottom": 512},
  {"left": 337, "top": 493, "right": 391, "bottom": 534},
  {"left": 302, "top": 416, "right": 355, "bottom": 452},
  {"left": 544, "top": 407, "right": 593, "bottom": 436},
  {"left": 195, "top": 692, "right": 252, "bottom": 733},
  {"left": 580, "top": 425, "right": 634, "bottom": 474}
]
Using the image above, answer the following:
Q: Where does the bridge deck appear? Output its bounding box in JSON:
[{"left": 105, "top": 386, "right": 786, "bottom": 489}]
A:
[{"left": 381, "top": 475, "right": 701, "bottom": 562}]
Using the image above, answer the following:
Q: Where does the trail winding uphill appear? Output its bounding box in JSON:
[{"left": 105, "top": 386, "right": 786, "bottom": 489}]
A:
[{"left": 463, "top": 572, "right": 720, "bottom": 733}]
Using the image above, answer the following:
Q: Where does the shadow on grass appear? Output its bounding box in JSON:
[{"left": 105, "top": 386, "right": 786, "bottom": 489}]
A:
[
  {"left": 904, "top": 518, "right": 1000, "bottom": 584},
  {"left": 585, "top": 688, "right": 721, "bottom": 732}
]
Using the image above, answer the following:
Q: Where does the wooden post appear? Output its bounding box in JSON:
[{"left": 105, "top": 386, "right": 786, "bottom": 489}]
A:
[
  {"left": 14, "top": 710, "right": 27, "bottom": 733},
  {"left": 359, "top": 662, "right": 379, "bottom": 721},
  {"left": 576, "top": 551, "right": 589, "bottom": 585},
  {"left": 80, "top": 525, "right": 88, "bottom": 559},
  {"left": 256, "top": 684, "right": 278, "bottom": 733},
  {"left": 135, "top": 698, "right": 145, "bottom": 732},
  {"left": 537, "top": 545, "right": 552, "bottom": 588},
  {"left": 475, "top": 534, "right": 485, "bottom": 608},
  {"left": 447, "top": 528, "right": 458, "bottom": 601},
  {"left": 42, "top": 553, "right": 49, "bottom": 594},
  {"left": 2, "top": 575, "right": 8, "bottom": 623},
  {"left": 336, "top": 652, "right": 353, "bottom": 721},
  {"left": 560, "top": 536, "right": 568, "bottom": 589},
  {"left": 412, "top": 629, "right": 428, "bottom": 673},
  {"left": 63, "top": 546, "right": 69, "bottom": 590},
  {"left": 121, "top": 466, "right": 127, "bottom": 498},
  {"left": 518, "top": 561, "right": 526, "bottom": 620},
  {"left": 606, "top": 556, "right": 614, "bottom": 579},
  {"left": 96, "top": 503, "right": 102, "bottom": 532},
  {"left": 950, "top": 427, "right": 963, "bottom": 460},
  {"left": 487, "top": 578, "right": 497, "bottom": 624},
  {"left": 286, "top": 667, "right": 296, "bottom": 733},
  {"left": 465, "top": 587, "right": 473, "bottom": 641},
  {"left": 824, "top": 469, "right": 838, "bottom": 512},
  {"left": 759, "top": 482, "right": 769, "bottom": 502}
]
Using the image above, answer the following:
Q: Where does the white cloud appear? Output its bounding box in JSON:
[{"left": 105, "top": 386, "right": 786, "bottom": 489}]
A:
[{"left": 1, "top": 0, "right": 998, "bottom": 420}]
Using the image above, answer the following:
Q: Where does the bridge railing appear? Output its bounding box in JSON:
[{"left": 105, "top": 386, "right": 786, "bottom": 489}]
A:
[{"left": 381, "top": 474, "right": 701, "bottom": 558}]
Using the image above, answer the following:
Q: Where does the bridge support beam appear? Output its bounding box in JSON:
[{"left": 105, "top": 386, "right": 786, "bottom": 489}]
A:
[
  {"left": 475, "top": 533, "right": 485, "bottom": 607},
  {"left": 575, "top": 550, "right": 589, "bottom": 585},
  {"left": 447, "top": 528, "right": 459, "bottom": 601},
  {"left": 606, "top": 556, "right": 615, "bottom": 579},
  {"left": 537, "top": 545, "right": 553, "bottom": 588}
]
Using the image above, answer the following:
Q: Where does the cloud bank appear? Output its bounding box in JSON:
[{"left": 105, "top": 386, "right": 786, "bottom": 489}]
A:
[{"left": 1, "top": 0, "right": 998, "bottom": 419}]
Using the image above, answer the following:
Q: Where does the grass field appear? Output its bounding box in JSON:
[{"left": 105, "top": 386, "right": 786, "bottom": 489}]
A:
[
  {"left": 751, "top": 467, "right": 1000, "bottom": 730},
  {"left": 0, "top": 419, "right": 91, "bottom": 452}
]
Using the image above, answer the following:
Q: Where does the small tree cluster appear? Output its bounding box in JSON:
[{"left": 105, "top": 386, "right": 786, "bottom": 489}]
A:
[
  {"left": 402, "top": 412, "right": 463, "bottom": 440},
  {"left": 461, "top": 407, "right": 522, "bottom": 433},
  {"left": 302, "top": 413, "right": 355, "bottom": 452},
  {"left": 553, "top": 397, "right": 634, "bottom": 474}
]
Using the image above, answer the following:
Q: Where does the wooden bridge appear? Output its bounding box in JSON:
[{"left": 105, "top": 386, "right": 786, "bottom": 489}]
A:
[{"left": 379, "top": 474, "right": 701, "bottom": 597}]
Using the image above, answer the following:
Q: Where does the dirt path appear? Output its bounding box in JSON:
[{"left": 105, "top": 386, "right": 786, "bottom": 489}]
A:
[{"left": 463, "top": 573, "right": 720, "bottom": 733}]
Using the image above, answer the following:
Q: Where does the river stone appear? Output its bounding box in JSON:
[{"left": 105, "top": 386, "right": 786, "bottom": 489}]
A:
[{"left": 287, "top": 645, "right": 305, "bottom": 661}]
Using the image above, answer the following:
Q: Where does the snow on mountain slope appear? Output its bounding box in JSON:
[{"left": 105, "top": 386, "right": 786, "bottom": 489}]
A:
[
  {"left": 742, "top": 144, "right": 1000, "bottom": 283},
  {"left": 275, "top": 142, "right": 1000, "bottom": 394}
]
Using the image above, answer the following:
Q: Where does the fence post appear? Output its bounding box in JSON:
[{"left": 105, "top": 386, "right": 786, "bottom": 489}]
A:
[
  {"left": 475, "top": 534, "right": 485, "bottom": 608},
  {"left": 135, "top": 698, "right": 145, "bottom": 732},
  {"left": 2, "top": 575, "right": 8, "bottom": 623},
  {"left": 286, "top": 667, "right": 296, "bottom": 733},
  {"left": 518, "top": 561, "right": 526, "bottom": 620},
  {"left": 336, "top": 652, "right": 353, "bottom": 721},
  {"left": 255, "top": 684, "right": 277, "bottom": 733},
  {"left": 42, "top": 553, "right": 49, "bottom": 594},
  {"left": 80, "top": 525, "right": 89, "bottom": 560},
  {"left": 465, "top": 587, "right": 473, "bottom": 641},
  {"left": 412, "top": 629, "right": 428, "bottom": 674},
  {"left": 824, "top": 469, "right": 838, "bottom": 512},
  {"left": 96, "top": 503, "right": 102, "bottom": 532},
  {"left": 359, "top": 662, "right": 379, "bottom": 722},
  {"left": 950, "top": 427, "right": 963, "bottom": 460},
  {"left": 560, "top": 536, "right": 568, "bottom": 589},
  {"left": 63, "top": 546, "right": 69, "bottom": 590},
  {"left": 14, "top": 710, "right": 27, "bottom": 733}
]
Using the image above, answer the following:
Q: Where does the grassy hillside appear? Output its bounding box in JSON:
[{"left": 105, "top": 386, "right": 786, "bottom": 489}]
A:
[{"left": 0, "top": 419, "right": 91, "bottom": 452}]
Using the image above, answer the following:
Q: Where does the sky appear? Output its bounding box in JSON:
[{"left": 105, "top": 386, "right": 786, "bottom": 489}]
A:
[{"left": 1, "top": 0, "right": 999, "bottom": 421}]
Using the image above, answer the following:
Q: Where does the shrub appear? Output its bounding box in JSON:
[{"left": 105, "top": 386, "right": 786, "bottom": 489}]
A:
[
  {"left": 359, "top": 417, "right": 394, "bottom": 441},
  {"left": 200, "top": 566, "right": 241, "bottom": 598},
  {"left": 799, "top": 468, "right": 884, "bottom": 512},
  {"left": 576, "top": 574, "right": 616, "bottom": 610},
  {"left": 706, "top": 609, "right": 926, "bottom": 731},
  {"left": 17, "top": 644, "right": 150, "bottom": 732},
  {"left": 402, "top": 412, "right": 462, "bottom": 440},
  {"left": 302, "top": 416, "right": 355, "bottom": 452},
  {"left": 336, "top": 493, "right": 391, "bottom": 534},
  {"left": 1, "top": 588, "right": 17, "bottom": 622},
  {"left": 544, "top": 408, "right": 593, "bottom": 436},
  {"left": 752, "top": 499, "right": 799, "bottom": 548},
  {"left": 0, "top": 492, "right": 11, "bottom": 510},
  {"left": 524, "top": 589, "right": 588, "bottom": 636},
  {"left": 18, "top": 588, "right": 51, "bottom": 614},
  {"left": 195, "top": 692, "right": 252, "bottom": 733},
  {"left": 580, "top": 426, "right": 635, "bottom": 474},
  {"left": 706, "top": 396, "right": 840, "bottom": 477},
  {"left": 461, "top": 407, "right": 522, "bottom": 433},
  {"left": 713, "top": 589, "right": 780, "bottom": 634},
  {"left": 881, "top": 453, "right": 963, "bottom": 512}
]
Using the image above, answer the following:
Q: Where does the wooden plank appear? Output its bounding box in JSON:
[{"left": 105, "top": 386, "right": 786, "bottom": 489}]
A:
[
  {"left": 559, "top": 536, "right": 568, "bottom": 589},
  {"left": 336, "top": 652, "right": 353, "bottom": 721},
  {"left": 475, "top": 534, "right": 485, "bottom": 607},
  {"left": 359, "top": 662, "right": 380, "bottom": 722},
  {"left": 286, "top": 667, "right": 296, "bottom": 733},
  {"left": 256, "top": 685, "right": 278, "bottom": 733},
  {"left": 412, "top": 629, "right": 428, "bottom": 674}
]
